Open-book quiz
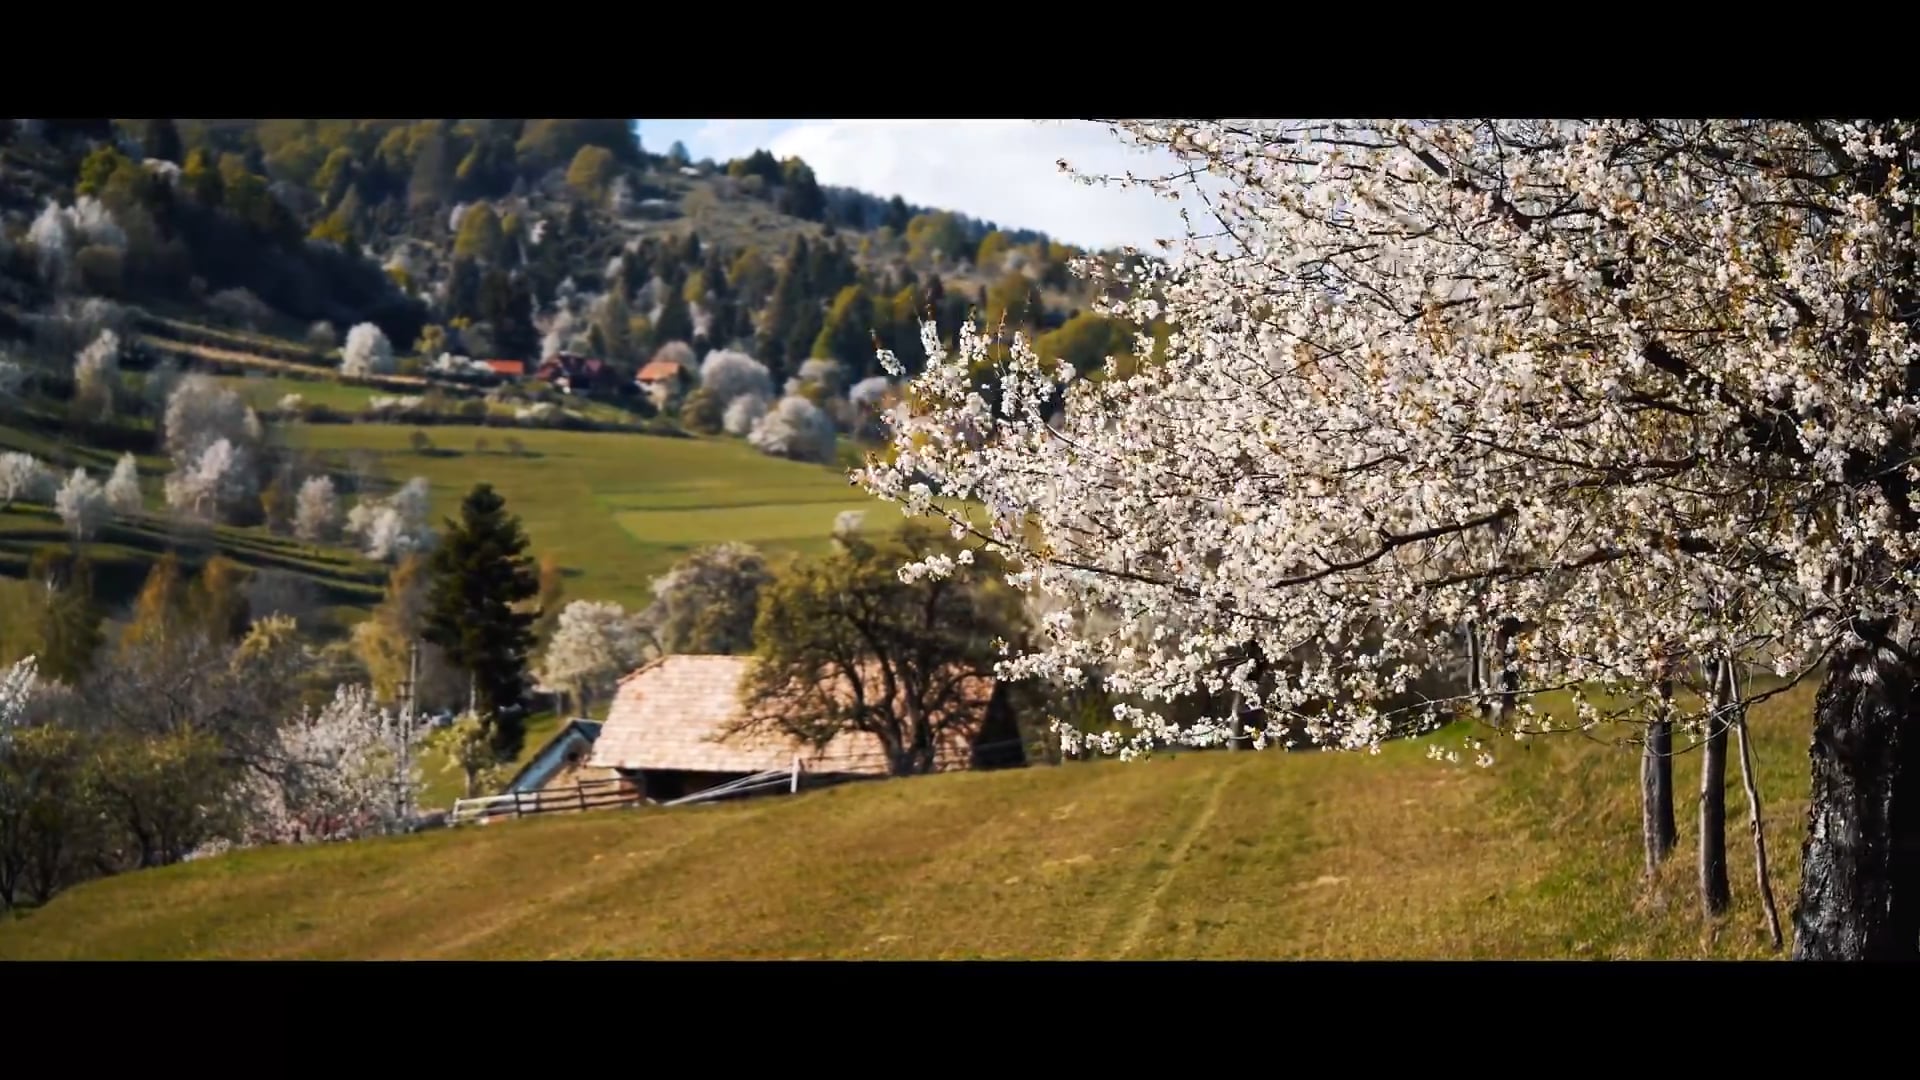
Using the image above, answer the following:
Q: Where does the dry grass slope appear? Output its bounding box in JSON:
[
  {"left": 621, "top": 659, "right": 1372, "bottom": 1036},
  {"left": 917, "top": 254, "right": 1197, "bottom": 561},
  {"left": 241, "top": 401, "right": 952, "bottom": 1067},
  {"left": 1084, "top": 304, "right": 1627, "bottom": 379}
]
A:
[{"left": 0, "top": 681, "right": 1817, "bottom": 960}]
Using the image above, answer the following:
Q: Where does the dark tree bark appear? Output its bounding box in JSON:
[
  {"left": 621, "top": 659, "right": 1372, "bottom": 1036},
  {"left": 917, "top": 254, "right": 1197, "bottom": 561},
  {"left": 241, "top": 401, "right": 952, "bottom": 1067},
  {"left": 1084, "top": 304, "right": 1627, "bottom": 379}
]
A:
[
  {"left": 1699, "top": 657, "right": 1732, "bottom": 917},
  {"left": 1493, "top": 618, "right": 1521, "bottom": 729},
  {"left": 1793, "top": 637, "right": 1920, "bottom": 960},
  {"left": 1465, "top": 620, "right": 1486, "bottom": 723},
  {"left": 1643, "top": 677, "right": 1677, "bottom": 876}
]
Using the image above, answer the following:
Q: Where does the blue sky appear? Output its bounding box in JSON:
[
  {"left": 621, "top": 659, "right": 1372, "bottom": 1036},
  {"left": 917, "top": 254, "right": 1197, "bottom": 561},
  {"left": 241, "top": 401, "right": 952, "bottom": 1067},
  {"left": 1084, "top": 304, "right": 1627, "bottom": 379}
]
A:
[{"left": 633, "top": 120, "right": 1193, "bottom": 252}]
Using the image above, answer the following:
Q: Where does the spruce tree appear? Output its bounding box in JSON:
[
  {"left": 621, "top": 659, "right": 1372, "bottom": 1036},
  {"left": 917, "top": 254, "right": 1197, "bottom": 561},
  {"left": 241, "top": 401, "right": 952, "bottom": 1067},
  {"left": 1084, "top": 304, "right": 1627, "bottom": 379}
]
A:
[
  {"left": 655, "top": 288, "right": 694, "bottom": 348},
  {"left": 423, "top": 483, "right": 540, "bottom": 757},
  {"left": 141, "top": 118, "right": 183, "bottom": 164}
]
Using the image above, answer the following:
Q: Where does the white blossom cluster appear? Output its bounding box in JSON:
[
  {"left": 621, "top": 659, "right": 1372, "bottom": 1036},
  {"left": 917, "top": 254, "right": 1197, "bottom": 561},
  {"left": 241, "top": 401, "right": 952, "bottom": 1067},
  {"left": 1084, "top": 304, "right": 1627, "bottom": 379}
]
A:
[
  {"left": 749, "top": 395, "right": 837, "bottom": 464},
  {"left": 54, "top": 467, "right": 108, "bottom": 540},
  {"left": 164, "top": 438, "right": 252, "bottom": 521},
  {"left": 860, "top": 119, "right": 1920, "bottom": 760},
  {"left": 294, "top": 475, "right": 341, "bottom": 543},
  {"left": 341, "top": 322, "right": 395, "bottom": 377},
  {"left": 367, "top": 395, "right": 424, "bottom": 415},
  {"left": 27, "top": 197, "right": 125, "bottom": 284},
  {"left": 73, "top": 328, "right": 121, "bottom": 403},
  {"left": 164, "top": 375, "right": 262, "bottom": 466},
  {"left": 345, "top": 476, "right": 434, "bottom": 562},
  {"left": 0, "top": 656, "right": 36, "bottom": 750},
  {"left": 104, "top": 452, "right": 142, "bottom": 516},
  {"left": 540, "top": 600, "right": 645, "bottom": 706},
  {"left": 701, "top": 349, "right": 774, "bottom": 405},
  {"left": 238, "top": 684, "right": 426, "bottom": 845},
  {"left": 0, "top": 452, "right": 53, "bottom": 506}
]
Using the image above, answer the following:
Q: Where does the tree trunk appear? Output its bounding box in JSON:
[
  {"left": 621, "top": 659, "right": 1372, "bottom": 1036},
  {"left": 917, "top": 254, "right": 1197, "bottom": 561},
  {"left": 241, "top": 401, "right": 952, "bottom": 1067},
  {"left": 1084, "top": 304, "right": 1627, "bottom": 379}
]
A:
[
  {"left": 1643, "top": 678, "right": 1677, "bottom": 876},
  {"left": 1793, "top": 639, "right": 1920, "bottom": 960},
  {"left": 1465, "top": 620, "right": 1486, "bottom": 723},
  {"left": 1734, "top": 699, "right": 1783, "bottom": 950},
  {"left": 1494, "top": 618, "right": 1520, "bottom": 729},
  {"left": 1699, "top": 657, "right": 1732, "bottom": 917}
]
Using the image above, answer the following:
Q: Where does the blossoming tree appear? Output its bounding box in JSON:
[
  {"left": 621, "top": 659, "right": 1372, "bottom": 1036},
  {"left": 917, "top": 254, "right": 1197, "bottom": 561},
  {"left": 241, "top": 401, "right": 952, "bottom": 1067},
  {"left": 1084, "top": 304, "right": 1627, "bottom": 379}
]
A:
[
  {"left": 240, "top": 683, "right": 425, "bottom": 844},
  {"left": 860, "top": 119, "right": 1920, "bottom": 961}
]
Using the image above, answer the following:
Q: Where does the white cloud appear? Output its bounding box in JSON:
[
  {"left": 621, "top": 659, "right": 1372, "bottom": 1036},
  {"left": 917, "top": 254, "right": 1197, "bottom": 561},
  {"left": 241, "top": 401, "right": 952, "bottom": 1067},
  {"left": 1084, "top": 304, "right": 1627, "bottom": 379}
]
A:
[{"left": 665, "top": 119, "right": 1200, "bottom": 252}]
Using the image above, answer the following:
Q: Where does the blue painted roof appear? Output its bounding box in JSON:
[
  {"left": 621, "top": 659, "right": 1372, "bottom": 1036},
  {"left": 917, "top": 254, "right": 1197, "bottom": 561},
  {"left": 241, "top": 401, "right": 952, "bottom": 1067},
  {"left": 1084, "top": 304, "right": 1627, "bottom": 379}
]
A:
[{"left": 505, "top": 719, "right": 604, "bottom": 793}]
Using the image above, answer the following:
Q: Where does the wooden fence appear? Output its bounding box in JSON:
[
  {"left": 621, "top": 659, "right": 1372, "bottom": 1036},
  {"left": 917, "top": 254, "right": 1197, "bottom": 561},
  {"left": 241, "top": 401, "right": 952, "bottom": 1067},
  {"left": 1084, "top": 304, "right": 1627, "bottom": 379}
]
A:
[
  {"left": 447, "top": 737, "right": 1035, "bottom": 827},
  {"left": 450, "top": 776, "right": 644, "bottom": 825}
]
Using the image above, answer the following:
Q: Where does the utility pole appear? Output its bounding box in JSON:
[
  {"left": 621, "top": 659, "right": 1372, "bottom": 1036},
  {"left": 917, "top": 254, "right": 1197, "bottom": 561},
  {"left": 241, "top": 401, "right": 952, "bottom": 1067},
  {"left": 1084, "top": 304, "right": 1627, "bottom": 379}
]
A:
[{"left": 397, "top": 638, "right": 419, "bottom": 827}]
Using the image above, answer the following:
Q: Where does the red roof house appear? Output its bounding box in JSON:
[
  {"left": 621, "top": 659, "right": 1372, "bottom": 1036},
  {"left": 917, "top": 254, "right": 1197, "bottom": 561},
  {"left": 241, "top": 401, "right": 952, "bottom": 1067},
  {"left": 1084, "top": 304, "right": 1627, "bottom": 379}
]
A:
[
  {"left": 635, "top": 359, "right": 687, "bottom": 384},
  {"left": 534, "top": 353, "right": 619, "bottom": 393}
]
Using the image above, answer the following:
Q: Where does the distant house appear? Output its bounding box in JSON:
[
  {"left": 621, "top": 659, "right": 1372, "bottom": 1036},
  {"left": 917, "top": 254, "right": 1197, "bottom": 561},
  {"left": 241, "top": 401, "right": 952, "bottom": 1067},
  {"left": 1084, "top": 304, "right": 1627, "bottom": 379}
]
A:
[
  {"left": 589, "top": 654, "right": 1016, "bottom": 803},
  {"left": 534, "top": 352, "right": 619, "bottom": 395},
  {"left": 483, "top": 358, "right": 527, "bottom": 380},
  {"left": 634, "top": 358, "right": 692, "bottom": 409}
]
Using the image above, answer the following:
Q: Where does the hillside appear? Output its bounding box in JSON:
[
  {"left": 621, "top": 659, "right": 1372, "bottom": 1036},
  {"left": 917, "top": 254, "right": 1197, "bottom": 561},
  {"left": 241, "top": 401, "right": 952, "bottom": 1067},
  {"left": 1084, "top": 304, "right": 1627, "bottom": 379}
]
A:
[
  {"left": 0, "top": 117, "right": 1141, "bottom": 629},
  {"left": 0, "top": 684, "right": 1815, "bottom": 960}
]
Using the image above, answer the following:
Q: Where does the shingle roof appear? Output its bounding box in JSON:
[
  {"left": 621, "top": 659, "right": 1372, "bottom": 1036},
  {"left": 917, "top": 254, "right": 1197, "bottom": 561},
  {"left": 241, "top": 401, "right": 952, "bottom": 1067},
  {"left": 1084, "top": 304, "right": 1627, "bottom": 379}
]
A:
[
  {"left": 589, "top": 655, "right": 987, "bottom": 776},
  {"left": 635, "top": 359, "right": 684, "bottom": 383}
]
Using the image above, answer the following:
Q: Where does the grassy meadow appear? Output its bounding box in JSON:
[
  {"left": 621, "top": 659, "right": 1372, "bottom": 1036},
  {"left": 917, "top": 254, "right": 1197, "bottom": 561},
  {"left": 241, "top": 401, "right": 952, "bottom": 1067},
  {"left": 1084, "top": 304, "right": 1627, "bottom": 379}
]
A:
[
  {"left": 0, "top": 681, "right": 1817, "bottom": 960},
  {"left": 287, "top": 422, "right": 882, "bottom": 610}
]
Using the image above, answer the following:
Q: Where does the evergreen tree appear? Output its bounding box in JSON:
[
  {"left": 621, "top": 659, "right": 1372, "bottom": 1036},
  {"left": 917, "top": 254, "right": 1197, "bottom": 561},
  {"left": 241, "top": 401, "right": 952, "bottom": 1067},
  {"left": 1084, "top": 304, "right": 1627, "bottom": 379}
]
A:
[
  {"left": 480, "top": 269, "right": 538, "bottom": 357},
  {"left": 884, "top": 195, "right": 911, "bottom": 234},
  {"left": 655, "top": 287, "right": 694, "bottom": 346},
  {"left": 408, "top": 130, "right": 455, "bottom": 213},
  {"left": 423, "top": 483, "right": 540, "bottom": 757},
  {"left": 777, "top": 159, "right": 826, "bottom": 221},
  {"left": 814, "top": 285, "right": 877, "bottom": 373},
  {"left": 141, "top": 118, "right": 183, "bottom": 164},
  {"left": 758, "top": 237, "right": 812, "bottom": 378},
  {"left": 447, "top": 257, "right": 483, "bottom": 322},
  {"left": 453, "top": 203, "right": 505, "bottom": 263}
]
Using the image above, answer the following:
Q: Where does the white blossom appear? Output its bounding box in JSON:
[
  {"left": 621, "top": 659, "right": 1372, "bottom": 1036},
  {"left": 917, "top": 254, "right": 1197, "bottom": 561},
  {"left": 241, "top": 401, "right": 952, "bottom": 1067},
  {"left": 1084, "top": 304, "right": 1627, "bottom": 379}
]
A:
[
  {"left": 294, "top": 475, "right": 341, "bottom": 543},
  {"left": 0, "top": 656, "right": 37, "bottom": 752},
  {"left": 239, "top": 683, "right": 427, "bottom": 845},
  {"left": 749, "top": 395, "right": 837, "bottom": 464},
  {"left": 54, "top": 467, "right": 108, "bottom": 540},
  {"left": 341, "top": 323, "right": 395, "bottom": 377},
  {"left": 848, "top": 375, "right": 894, "bottom": 408},
  {"left": 723, "top": 392, "right": 770, "bottom": 436},
  {"left": 163, "top": 375, "right": 259, "bottom": 467},
  {"left": 73, "top": 329, "right": 121, "bottom": 404},
  {"left": 164, "top": 437, "right": 252, "bottom": 522},
  {"left": 700, "top": 349, "right": 773, "bottom": 405},
  {"left": 345, "top": 477, "right": 434, "bottom": 562},
  {"left": 860, "top": 119, "right": 1920, "bottom": 762},
  {"left": 27, "top": 196, "right": 124, "bottom": 284},
  {"left": 0, "top": 452, "right": 52, "bottom": 507},
  {"left": 541, "top": 600, "right": 644, "bottom": 706},
  {"left": 104, "top": 452, "right": 142, "bottom": 516}
]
